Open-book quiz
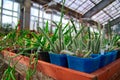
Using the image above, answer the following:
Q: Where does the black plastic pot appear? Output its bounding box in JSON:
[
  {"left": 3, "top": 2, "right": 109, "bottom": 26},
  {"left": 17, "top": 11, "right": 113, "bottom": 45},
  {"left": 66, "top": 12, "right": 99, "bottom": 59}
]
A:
[
  {"left": 22, "top": 49, "right": 37, "bottom": 57},
  {"left": 12, "top": 49, "right": 19, "bottom": 53},
  {"left": 38, "top": 51, "right": 50, "bottom": 63},
  {"left": 116, "top": 50, "right": 120, "bottom": 59}
]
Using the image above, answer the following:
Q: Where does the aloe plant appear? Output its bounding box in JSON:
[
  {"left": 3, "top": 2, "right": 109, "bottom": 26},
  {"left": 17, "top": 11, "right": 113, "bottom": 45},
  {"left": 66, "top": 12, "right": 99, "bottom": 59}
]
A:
[{"left": 104, "top": 24, "right": 120, "bottom": 51}]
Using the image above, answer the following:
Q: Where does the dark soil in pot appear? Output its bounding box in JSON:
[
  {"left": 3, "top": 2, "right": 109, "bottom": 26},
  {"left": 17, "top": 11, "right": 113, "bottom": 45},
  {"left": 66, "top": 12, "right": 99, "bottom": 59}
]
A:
[
  {"left": 23, "top": 50, "right": 33, "bottom": 57},
  {"left": 38, "top": 51, "right": 50, "bottom": 63},
  {"left": 116, "top": 50, "right": 120, "bottom": 59}
]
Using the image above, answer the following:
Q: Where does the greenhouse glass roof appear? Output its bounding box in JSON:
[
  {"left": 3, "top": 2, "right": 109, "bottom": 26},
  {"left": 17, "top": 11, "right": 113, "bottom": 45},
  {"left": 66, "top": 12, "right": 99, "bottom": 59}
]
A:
[{"left": 54, "top": 0, "right": 120, "bottom": 25}]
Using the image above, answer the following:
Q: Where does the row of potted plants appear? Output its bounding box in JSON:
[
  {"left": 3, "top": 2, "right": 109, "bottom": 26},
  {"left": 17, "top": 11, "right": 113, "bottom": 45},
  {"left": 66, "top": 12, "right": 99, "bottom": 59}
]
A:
[
  {"left": 0, "top": 0, "right": 120, "bottom": 75},
  {"left": 0, "top": 18, "right": 119, "bottom": 74},
  {"left": 37, "top": 20, "right": 119, "bottom": 73}
]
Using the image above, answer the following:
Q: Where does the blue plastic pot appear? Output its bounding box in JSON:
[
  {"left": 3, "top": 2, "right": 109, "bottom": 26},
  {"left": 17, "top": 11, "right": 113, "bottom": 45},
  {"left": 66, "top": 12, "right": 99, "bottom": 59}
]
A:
[
  {"left": 109, "top": 50, "right": 118, "bottom": 62},
  {"left": 99, "top": 50, "right": 118, "bottom": 68},
  {"left": 67, "top": 54, "right": 101, "bottom": 73},
  {"left": 49, "top": 53, "right": 68, "bottom": 67}
]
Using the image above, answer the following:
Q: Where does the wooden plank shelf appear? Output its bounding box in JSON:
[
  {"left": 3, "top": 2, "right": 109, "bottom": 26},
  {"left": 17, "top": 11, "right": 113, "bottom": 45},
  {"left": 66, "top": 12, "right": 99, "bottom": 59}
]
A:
[{"left": 1, "top": 50, "right": 120, "bottom": 80}]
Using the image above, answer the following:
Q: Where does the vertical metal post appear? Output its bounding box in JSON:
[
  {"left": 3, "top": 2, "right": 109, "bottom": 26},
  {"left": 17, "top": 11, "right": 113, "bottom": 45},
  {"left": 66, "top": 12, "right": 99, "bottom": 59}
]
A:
[
  {"left": 0, "top": 0, "right": 3, "bottom": 26},
  {"left": 20, "top": 1, "right": 24, "bottom": 30},
  {"left": 50, "top": 12, "right": 53, "bottom": 33},
  {"left": 23, "top": 0, "right": 31, "bottom": 30}
]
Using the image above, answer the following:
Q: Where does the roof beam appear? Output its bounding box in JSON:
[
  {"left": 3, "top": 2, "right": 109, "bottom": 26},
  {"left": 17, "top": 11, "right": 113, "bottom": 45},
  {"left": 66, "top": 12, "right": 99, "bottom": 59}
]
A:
[
  {"left": 83, "top": 0, "right": 115, "bottom": 18},
  {"left": 31, "top": 0, "right": 51, "bottom": 5},
  {"left": 49, "top": 3, "right": 82, "bottom": 19},
  {"left": 32, "top": 0, "right": 82, "bottom": 19},
  {"left": 9, "top": 0, "right": 24, "bottom": 3},
  {"left": 105, "top": 16, "right": 120, "bottom": 27}
]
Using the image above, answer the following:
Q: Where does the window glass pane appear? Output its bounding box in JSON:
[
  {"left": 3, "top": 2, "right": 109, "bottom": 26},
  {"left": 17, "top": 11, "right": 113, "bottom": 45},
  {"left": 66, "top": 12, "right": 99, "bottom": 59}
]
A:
[
  {"left": 33, "top": 3, "right": 39, "bottom": 8},
  {"left": 13, "top": 12, "right": 18, "bottom": 17},
  {"left": 52, "top": 26, "right": 57, "bottom": 32},
  {"left": 39, "top": 10, "right": 43, "bottom": 17},
  {"left": 39, "top": 22, "right": 43, "bottom": 28},
  {"left": 3, "top": 10, "right": 12, "bottom": 16},
  {"left": 70, "top": 3, "right": 79, "bottom": 9},
  {"left": 3, "top": 0, "right": 13, "bottom": 10},
  {"left": 31, "top": 21, "right": 37, "bottom": 30},
  {"left": 13, "top": 17, "right": 18, "bottom": 25},
  {"left": 65, "top": 0, "right": 74, "bottom": 6},
  {"left": 54, "top": 0, "right": 62, "bottom": 3},
  {"left": 0, "top": 0, "right": 2, "bottom": 7},
  {"left": 31, "top": 16, "right": 38, "bottom": 21},
  {"left": 30, "top": 21, "right": 33, "bottom": 30},
  {"left": 39, "top": 18, "right": 42, "bottom": 23},
  {"left": 31, "top": 7, "right": 38, "bottom": 16},
  {"left": 77, "top": 0, "right": 86, "bottom": 5},
  {"left": 12, "top": 18, "right": 18, "bottom": 28},
  {"left": 62, "top": 18, "right": 69, "bottom": 24},
  {"left": 2, "top": 15, "right": 12, "bottom": 23},
  {"left": 44, "top": 12, "right": 51, "bottom": 20},
  {"left": 13, "top": 2, "right": 19, "bottom": 11},
  {"left": 91, "top": 0, "right": 102, "bottom": 4},
  {"left": 76, "top": 22, "right": 80, "bottom": 28},
  {"left": 103, "top": 0, "right": 120, "bottom": 20},
  {"left": 53, "top": 14, "right": 60, "bottom": 22}
]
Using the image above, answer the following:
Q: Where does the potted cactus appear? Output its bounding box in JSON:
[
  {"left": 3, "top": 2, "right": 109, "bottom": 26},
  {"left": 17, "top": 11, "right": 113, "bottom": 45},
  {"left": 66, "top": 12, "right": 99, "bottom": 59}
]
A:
[{"left": 66, "top": 24, "right": 102, "bottom": 73}]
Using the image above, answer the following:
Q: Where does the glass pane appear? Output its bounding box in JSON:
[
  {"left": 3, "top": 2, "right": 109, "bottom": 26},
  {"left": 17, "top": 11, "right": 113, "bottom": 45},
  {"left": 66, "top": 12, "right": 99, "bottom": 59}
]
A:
[
  {"left": 75, "top": 0, "right": 86, "bottom": 5},
  {"left": 31, "top": 16, "right": 38, "bottom": 21},
  {"left": 62, "top": 18, "right": 69, "bottom": 24},
  {"left": 81, "top": 0, "right": 95, "bottom": 14},
  {"left": 76, "top": 22, "right": 80, "bottom": 28},
  {"left": 3, "top": 10, "right": 12, "bottom": 16},
  {"left": 31, "top": 7, "right": 38, "bottom": 16},
  {"left": 103, "top": 0, "right": 120, "bottom": 20},
  {"left": 52, "top": 26, "right": 57, "bottom": 32},
  {"left": 91, "top": 11, "right": 108, "bottom": 24},
  {"left": 91, "top": 0, "right": 102, "bottom": 4},
  {"left": 13, "top": 2, "right": 19, "bottom": 11},
  {"left": 30, "top": 21, "right": 34, "bottom": 30},
  {"left": 53, "top": 14, "right": 60, "bottom": 22},
  {"left": 31, "top": 21, "right": 37, "bottom": 30},
  {"left": 65, "top": 0, "right": 71, "bottom": 5},
  {"left": 2, "top": 15, "right": 12, "bottom": 23},
  {"left": 54, "top": 0, "right": 61, "bottom": 3},
  {"left": 44, "top": 12, "right": 51, "bottom": 20},
  {"left": 70, "top": 3, "right": 79, "bottom": 9},
  {"left": 113, "top": 14, "right": 120, "bottom": 19},
  {"left": 0, "top": 0, "right": 2, "bottom": 7},
  {"left": 13, "top": 12, "right": 18, "bottom": 17},
  {"left": 3, "top": 0, "right": 13, "bottom": 10},
  {"left": 39, "top": 10, "right": 43, "bottom": 18},
  {"left": 33, "top": 3, "right": 39, "bottom": 8},
  {"left": 64, "top": 0, "right": 74, "bottom": 6},
  {"left": 12, "top": 17, "right": 18, "bottom": 27},
  {"left": 39, "top": 22, "right": 43, "bottom": 28}
]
